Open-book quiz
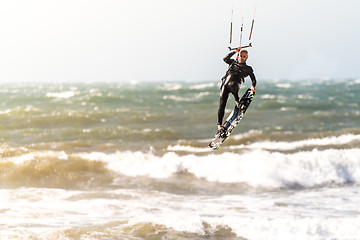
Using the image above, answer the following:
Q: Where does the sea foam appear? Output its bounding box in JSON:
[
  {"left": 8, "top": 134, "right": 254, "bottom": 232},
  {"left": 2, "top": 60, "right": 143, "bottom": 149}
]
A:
[{"left": 77, "top": 147, "right": 360, "bottom": 190}]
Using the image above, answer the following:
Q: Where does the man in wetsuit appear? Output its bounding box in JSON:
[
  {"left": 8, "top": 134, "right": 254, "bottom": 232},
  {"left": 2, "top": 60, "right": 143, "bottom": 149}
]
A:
[{"left": 217, "top": 47, "right": 256, "bottom": 130}]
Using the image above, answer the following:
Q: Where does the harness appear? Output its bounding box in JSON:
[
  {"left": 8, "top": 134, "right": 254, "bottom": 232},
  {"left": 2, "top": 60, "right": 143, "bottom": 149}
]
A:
[{"left": 220, "top": 62, "right": 244, "bottom": 90}]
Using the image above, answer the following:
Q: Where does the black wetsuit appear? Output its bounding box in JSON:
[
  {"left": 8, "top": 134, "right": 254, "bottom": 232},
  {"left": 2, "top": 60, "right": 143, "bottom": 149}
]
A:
[{"left": 218, "top": 51, "right": 257, "bottom": 125}]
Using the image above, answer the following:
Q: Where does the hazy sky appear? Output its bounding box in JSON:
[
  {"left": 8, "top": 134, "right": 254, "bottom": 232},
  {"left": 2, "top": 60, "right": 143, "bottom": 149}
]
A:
[{"left": 1, "top": 0, "right": 359, "bottom": 83}]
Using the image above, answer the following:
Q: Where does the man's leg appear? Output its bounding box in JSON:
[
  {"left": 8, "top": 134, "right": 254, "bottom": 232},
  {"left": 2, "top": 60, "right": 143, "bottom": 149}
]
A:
[
  {"left": 231, "top": 83, "right": 241, "bottom": 108},
  {"left": 218, "top": 90, "right": 229, "bottom": 129}
]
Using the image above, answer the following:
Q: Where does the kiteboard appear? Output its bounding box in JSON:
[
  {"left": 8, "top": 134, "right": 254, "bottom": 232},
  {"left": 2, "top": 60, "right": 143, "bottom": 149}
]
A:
[{"left": 209, "top": 88, "right": 255, "bottom": 150}]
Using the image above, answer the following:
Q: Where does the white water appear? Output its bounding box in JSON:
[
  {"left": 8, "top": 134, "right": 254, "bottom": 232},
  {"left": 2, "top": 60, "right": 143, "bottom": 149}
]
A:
[
  {"left": 1, "top": 185, "right": 360, "bottom": 239},
  {"left": 2, "top": 134, "right": 360, "bottom": 239},
  {"left": 78, "top": 147, "right": 360, "bottom": 189}
]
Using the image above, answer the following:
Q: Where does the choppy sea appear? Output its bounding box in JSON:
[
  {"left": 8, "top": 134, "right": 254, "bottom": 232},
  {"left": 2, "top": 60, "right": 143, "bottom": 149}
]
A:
[{"left": 1, "top": 78, "right": 360, "bottom": 240}]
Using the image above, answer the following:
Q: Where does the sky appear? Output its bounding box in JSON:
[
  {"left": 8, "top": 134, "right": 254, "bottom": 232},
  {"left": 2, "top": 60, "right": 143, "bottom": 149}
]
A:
[{"left": 0, "top": 0, "right": 359, "bottom": 83}]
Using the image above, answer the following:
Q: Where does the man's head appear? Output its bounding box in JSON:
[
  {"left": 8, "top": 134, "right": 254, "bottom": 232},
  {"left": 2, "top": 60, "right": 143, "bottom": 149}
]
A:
[{"left": 239, "top": 49, "right": 248, "bottom": 63}]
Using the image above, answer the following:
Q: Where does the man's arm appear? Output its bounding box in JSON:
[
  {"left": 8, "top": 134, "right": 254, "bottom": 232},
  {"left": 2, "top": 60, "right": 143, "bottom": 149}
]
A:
[
  {"left": 249, "top": 72, "right": 256, "bottom": 92},
  {"left": 223, "top": 47, "right": 241, "bottom": 64},
  {"left": 223, "top": 51, "right": 236, "bottom": 64}
]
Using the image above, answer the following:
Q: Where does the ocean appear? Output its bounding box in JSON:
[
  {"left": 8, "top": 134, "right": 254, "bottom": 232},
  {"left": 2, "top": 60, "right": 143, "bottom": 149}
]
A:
[{"left": 1, "top": 78, "right": 360, "bottom": 240}]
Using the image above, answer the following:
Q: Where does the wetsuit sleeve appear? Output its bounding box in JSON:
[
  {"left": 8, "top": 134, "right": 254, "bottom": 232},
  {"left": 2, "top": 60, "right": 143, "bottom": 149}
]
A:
[
  {"left": 246, "top": 66, "right": 256, "bottom": 87},
  {"left": 223, "top": 51, "right": 236, "bottom": 65},
  {"left": 249, "top": 72, "right": 257, "bottom": 87}
]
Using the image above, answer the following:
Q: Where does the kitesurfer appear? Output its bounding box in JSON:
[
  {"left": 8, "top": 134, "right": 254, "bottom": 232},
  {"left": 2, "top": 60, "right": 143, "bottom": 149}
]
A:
[{"left": 217, "top": 47, "right": 256, "bottom": 130}]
